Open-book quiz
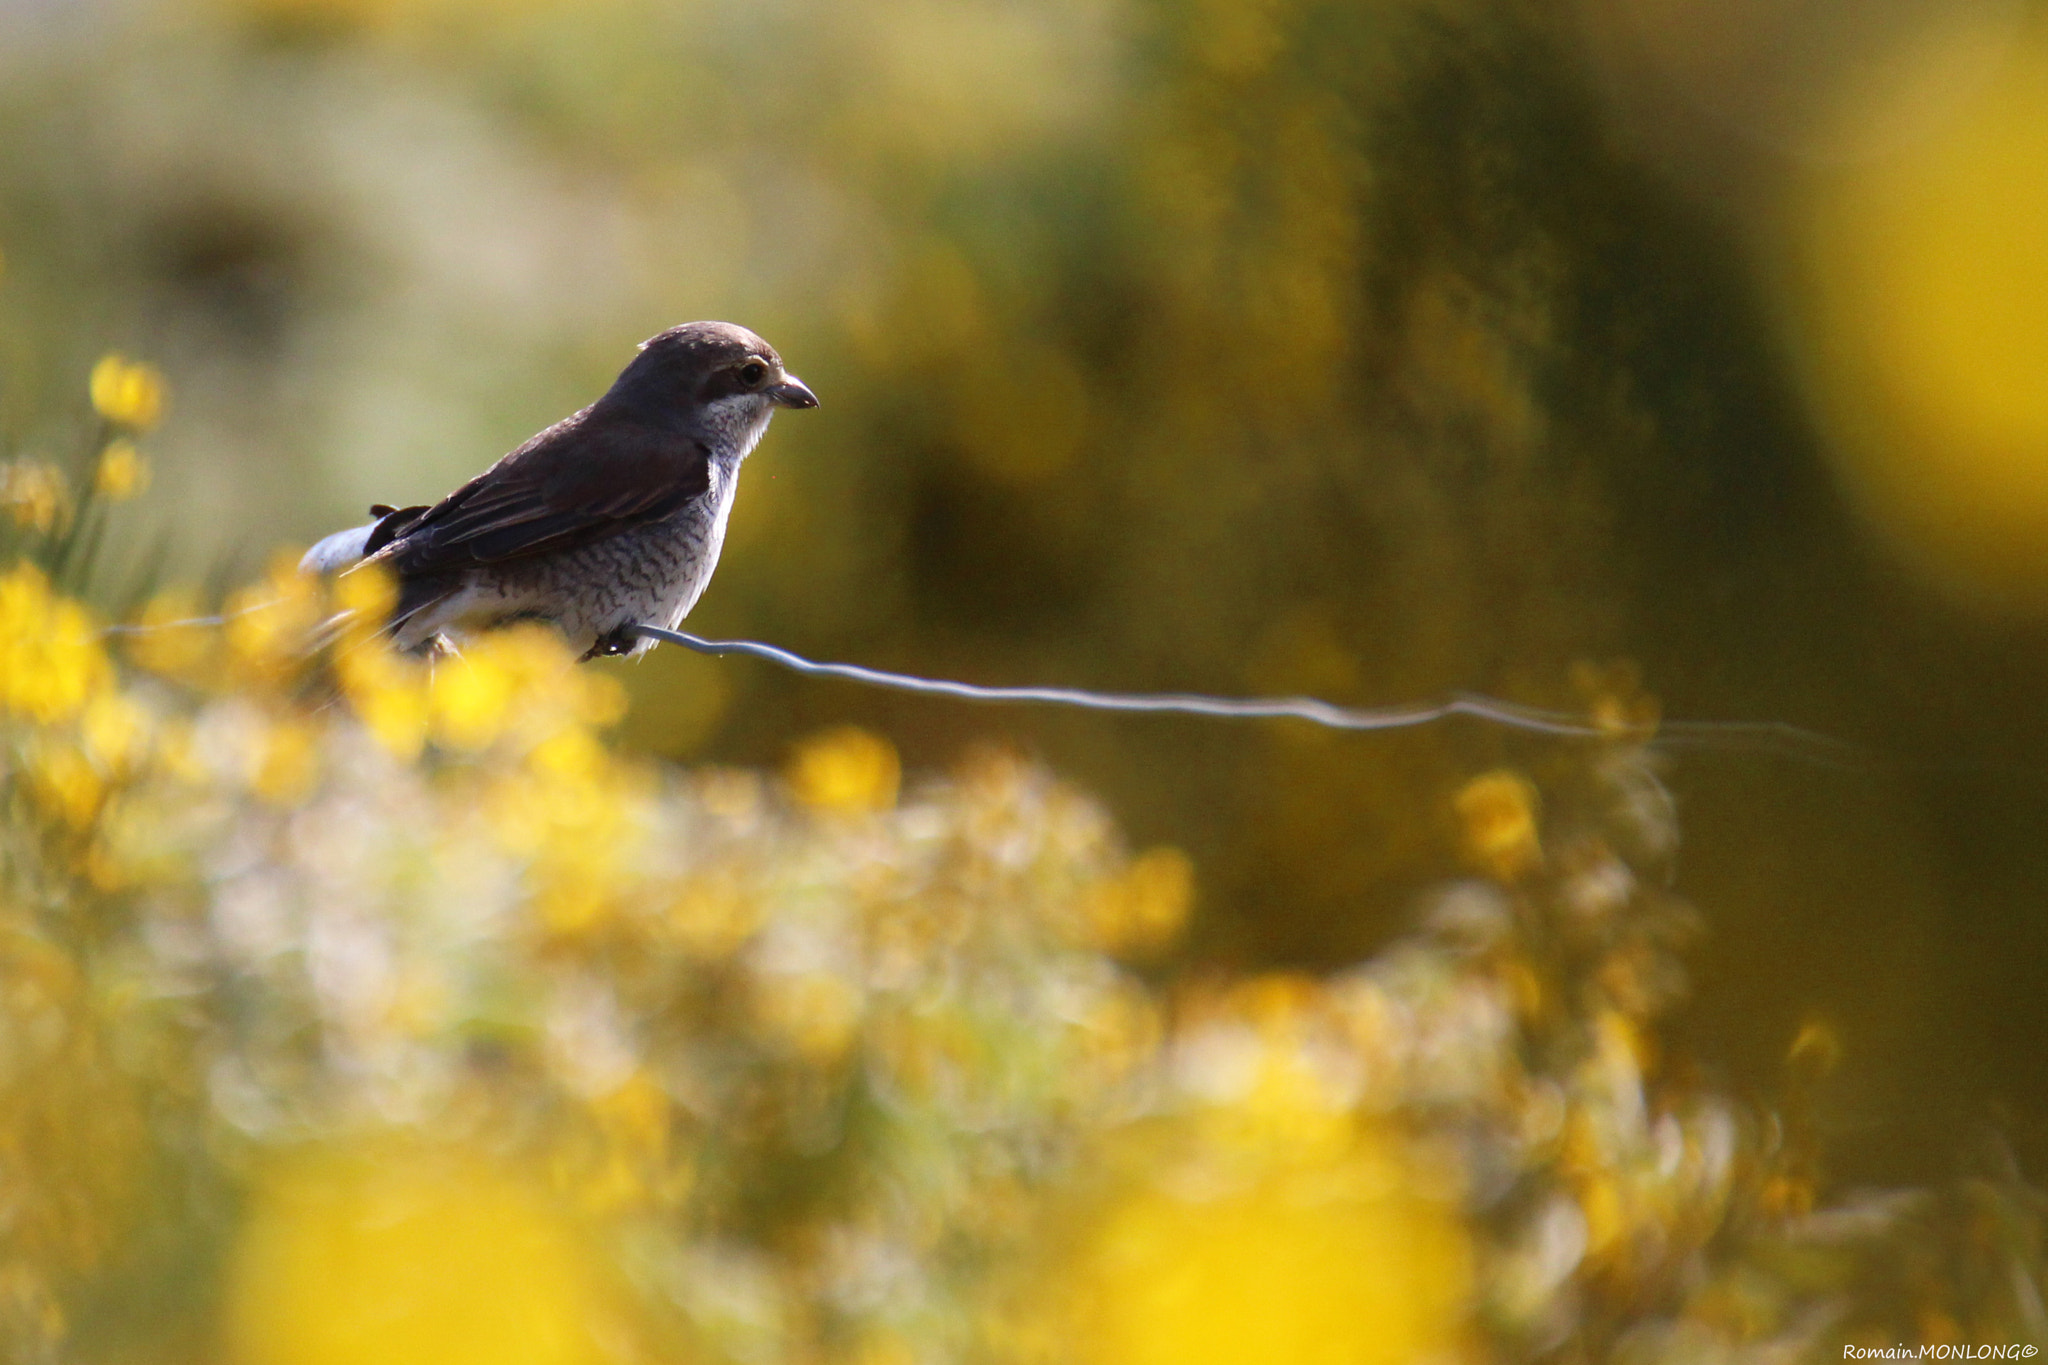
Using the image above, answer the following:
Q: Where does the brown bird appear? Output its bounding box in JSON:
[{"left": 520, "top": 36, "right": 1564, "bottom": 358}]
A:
[{"left": 302, "top": 321, "right": 816, "bottom": 660}]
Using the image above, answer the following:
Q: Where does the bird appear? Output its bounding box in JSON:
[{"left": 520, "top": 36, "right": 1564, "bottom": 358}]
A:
[{"left": 300, "top": 321, "right": 816, "bottom": 661}]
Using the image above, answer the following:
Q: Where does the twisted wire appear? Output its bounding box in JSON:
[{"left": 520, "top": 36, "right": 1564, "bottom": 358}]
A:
[{"left": 96, "top": 609, "right": 1867, "bottom": 763}]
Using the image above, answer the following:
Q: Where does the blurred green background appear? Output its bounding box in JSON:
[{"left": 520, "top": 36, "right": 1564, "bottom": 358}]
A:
[{"left": 7, "top": 0, "right": 2048, "bottom": 1198}]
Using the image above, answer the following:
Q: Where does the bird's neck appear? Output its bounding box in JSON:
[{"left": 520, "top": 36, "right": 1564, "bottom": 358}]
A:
[{"left": 591, "top": 388, "right": 694, "bottom": 435}]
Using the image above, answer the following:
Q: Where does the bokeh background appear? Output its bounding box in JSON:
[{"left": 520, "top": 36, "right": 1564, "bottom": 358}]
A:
[{"left": 6, "top": 0, "right": 2048, "bottom": 1358}]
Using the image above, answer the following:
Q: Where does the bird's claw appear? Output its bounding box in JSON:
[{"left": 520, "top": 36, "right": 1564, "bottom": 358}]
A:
[{"left": 582, "top": 625, "right": 643, "bottom": 661}]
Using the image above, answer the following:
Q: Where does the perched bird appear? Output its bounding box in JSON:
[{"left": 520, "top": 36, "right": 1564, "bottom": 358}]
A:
[{"left": 301, "top": 321, "right": 816, "bottom": 660}]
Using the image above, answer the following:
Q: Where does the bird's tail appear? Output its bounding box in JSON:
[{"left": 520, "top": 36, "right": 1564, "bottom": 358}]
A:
[
  {"left": 300, "top": 504, "right": 450, "bottom": 654},
  {"left": 298, "top": 504, "right": 429, "bottom": 576}
]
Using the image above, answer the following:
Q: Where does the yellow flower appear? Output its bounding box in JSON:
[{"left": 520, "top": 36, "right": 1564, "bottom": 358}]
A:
[
  {"left": 1454, "top": 770, "right": 1542, "bottom": 881},
  {"left": 80, "top": 692, "right": 152, "bottom": 773},
  {"left": 754, "top": 970, "right": 863, "bottom": 1063},
  {"left": 124, "top": 588, "right": 219, "bottom": 682},
  {"left": 336, "top": 645, "right": 428, "bottom": 759},
  {"left": 488, "top": 734, "right": 651, "bottom": 934},
  {"left": 528, "top": 726, "right": 607, "bottom": 779},
  {"left": 576, "top": 671, "right": 627, "bottom": 728},
  {"left": 559, "top": 1069, "right": 690, "bottom": 1215},
  {"left": 92, "top": 440, "right": 150, "bottom": 501},
  {"left": 28, "top": 740, "right": 104, "bottom": 829},
  {"left": 225, "top": 1144, "right": 620, "bottom": 1365},
  {"left": 590, "top": 1072, "right": 669, "bottom": 1167},
  {"left": 88, "top": 355, "right": 166, "bottom": 430},
  {"left": 666, "top": 866, "right": 762, "bottom": 958},
  {"left": 533, "top": 881, "right": 611, "bottom": 935},
  {"left": 428, "top": 625, "right": 613, "bottom": 753},
  {"left": 225, "top": 554, "right": 326, "bottom": 682},
  {"left": 430, "top": 647, "right": 521, "bottom": 751},
  {"left": 332, "top": 562, "right": 396, "bottom": 647},
  {"left": 1, "top": 460, "right": 67, "bottom": 532},
  {"left": 1082, "top": 846, "right": 1195, "bottom": 954},
  {"left": 0, "top": 562, "right": 111, "bottom": 723},
  {"left": 1577, "top": 1174, "right": 1628, "bottom": 1259},
  {"left": 1070, "top": 983, "right": 1165, "bottom": 1092},
  {"left": 1035, "top": 1122, "right": 1472, "bottom": 1365},
  {"left": 786, "top": 725, "right": 900, "bottom": 814},
  {"left": 252, "top": 715, "right": 322, "bottom": 806}
]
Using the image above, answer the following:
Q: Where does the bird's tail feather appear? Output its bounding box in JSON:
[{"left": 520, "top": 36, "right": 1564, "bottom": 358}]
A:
[
  {"left": 299, "top": 504, "right": 431, "bottom": 576},
  {"left": 300, "top": 504, "right": 451, "bottom": 654}
]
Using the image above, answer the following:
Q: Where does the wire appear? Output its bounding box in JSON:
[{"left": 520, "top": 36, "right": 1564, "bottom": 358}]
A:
[
  {"left": 630, "top": 625, "right": 1598, "bottom": 732},
  {"left": 629, "top": 624, "right": 1869, "bottom": 764},
  {"left": 94, "top": 609, "right": 1869, "bottom": 763},
  {"left": 102, "top": 614, "right": 236, "bottom": 634}
]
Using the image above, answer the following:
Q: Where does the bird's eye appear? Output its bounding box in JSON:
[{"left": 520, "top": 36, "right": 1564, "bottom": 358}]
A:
[{"left": 738, "top": 361, "right": 768, "bottom": 387}]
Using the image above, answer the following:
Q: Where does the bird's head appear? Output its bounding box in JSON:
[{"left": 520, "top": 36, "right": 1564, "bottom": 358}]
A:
[{"left": 605, "top": 321, "right": 817, "bottom": 445}]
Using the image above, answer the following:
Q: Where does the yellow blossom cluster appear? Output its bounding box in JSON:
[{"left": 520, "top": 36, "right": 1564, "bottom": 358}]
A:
[
  {"left": 2, "top": 524, "right": 1234, "bottom": 1357},
  {"left": 1, "top": 504, "right": 2041, "bottom": 1361},
  {"left": 0, "top": 563, "right": 110, "bottom": 724}
]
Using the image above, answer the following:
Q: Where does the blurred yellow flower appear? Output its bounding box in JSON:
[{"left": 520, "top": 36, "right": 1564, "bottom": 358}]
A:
[
  {"left": 487, "top": 728, "right": 650, "bottom": 934},
  {"left": 755, "top": 970, "right": 863, "bottom": 1063},
  {"left": 1578, "top": 1173, "right": 1627, "bottom": 1260},
  {"left": 431, "top": 645, "right": 522, "bottom": 751},
  {"left": 1039, "top": 1124, "right": 1472, "bottom": 1365},
  {"left": 92, "top": 440, "right": 149, "bottom": 501},
  {"left": 427, "top": 624, "right": 610, "bottom": 751},
  {"left": 251, "top": 715, "right": 321, "bottom": 805},
  {"left": 124, "top": 587, "right": 219, "bottom": 681},
  {"left": 336, "top": 644, "right": 429, "bottom": 758},
  {"left": 332, "top": 560, "right": 396, "bottom": 631},
  {"left": 528, "top": 725, "right": 608, "bottom": 779},
  {"left": 88, "top": 355, "right": 166, "bottom": 431},
  {"left": 786, "top": 725, "right": 900, "bottom": 814},
  {"left": 533, "top": 883, "right": 609, "bottom": 935},
  {"left": 0, "top": 928, "right": 151, "bottom": 1340},
  {"left": 1070, "top": 982, "right": 1165, "bottom": 1090},
  {"left": 1, "top": 461, "right": 67, "bottom": 532},
  {"left": 577, "top": 670, "right": 628, "bottom": 727},
  {"left": 225, "top": 555, "right": 326, "bottom": 681},
  {"left": 0, "top": 563, "right": 111, "bottom": 723},
  {"left": 80, "top": 692, "right": 152, "bottom": 773},
  {"left": 29, "top": 740, "right": 103, "bottom": 829},
  {"left": 590, "top": 1071, "right": 669, "bottom": 1166},
  {"left": 224, "top": 1144, "right": 623, "bottom": 1365},
  {"left": 1454, "top": 770, "right": 1542, "bottom": 881},
  {"left": 552, "top": 1067, "right": 688, "bottom": 1216},
  {"left": 1083, "top": 845, "right": 1195, "bottom": 955},
  {"left": 1791, "top": 23, "right": 2048, "bottom": 607},
  {"left": 667, "top": 866, "right": 762, "bottom": 958}
]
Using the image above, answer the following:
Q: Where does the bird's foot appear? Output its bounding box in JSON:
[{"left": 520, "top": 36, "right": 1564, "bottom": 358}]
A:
[{"left": 581, "top": 624, "right": 645, "bottom": 661}]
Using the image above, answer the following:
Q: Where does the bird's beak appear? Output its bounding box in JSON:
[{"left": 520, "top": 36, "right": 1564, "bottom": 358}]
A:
[{"left": 769, "top": 374, "right": 818, "bottom": 409}]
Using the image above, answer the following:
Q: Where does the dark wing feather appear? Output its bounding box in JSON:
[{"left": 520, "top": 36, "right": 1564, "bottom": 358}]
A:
[
  {"left": 363, "top": 504, "right": 430, "bottom": 557},
  {"left": 373, "top": 408, "right": 711, "bottom": 578}
]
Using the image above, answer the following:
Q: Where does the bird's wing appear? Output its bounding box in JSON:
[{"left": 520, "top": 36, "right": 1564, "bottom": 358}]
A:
[{"left": 373, "top": 410, "right": 712, "bottom": 577}]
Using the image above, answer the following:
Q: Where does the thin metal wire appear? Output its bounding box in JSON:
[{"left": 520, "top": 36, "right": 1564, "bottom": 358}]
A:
[
  {"left": 628, "top": 624, "right": 1606, "bottom": 733},
  {"left": 628, "top": 624, "right": 1869, "bottom": 764},
  {"left": 102, "top": 614, "right": 237, "bottom": 634},
  {"left": 95, "top": 609, "right": 1869, "bottom": 763}
]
